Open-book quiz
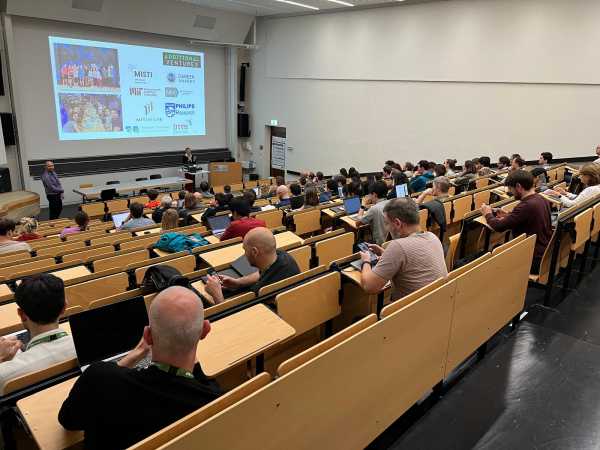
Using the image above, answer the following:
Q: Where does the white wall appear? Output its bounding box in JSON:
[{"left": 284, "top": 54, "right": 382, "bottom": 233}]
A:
[
  {"left": 249, "top": 0, "right": 600, "bottom": 176},
  {"left": 7, "top": 16, "right": 228, "bottom": 205}
]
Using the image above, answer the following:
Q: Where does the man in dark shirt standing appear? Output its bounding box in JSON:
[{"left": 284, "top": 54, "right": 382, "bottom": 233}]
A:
[
  {"left": 480, "top": 170, "right": 553, "bottom": 274},
  {"left": 205, "top": 227, "right": 300, "bottom": 304},
  {"left": 58, "top": 287, "right": 220, "bottom": 449},
  {"left": 40, "top": 161, "right": 64, "bottom": 220}
]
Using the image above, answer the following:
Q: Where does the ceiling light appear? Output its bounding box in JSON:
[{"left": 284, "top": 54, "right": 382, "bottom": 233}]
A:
[
  {"left": 275, "top": 0, "right": 320, "bottom": 10},
  {"left": 327, "top": 0, "right": 354, "bottom": 6}
]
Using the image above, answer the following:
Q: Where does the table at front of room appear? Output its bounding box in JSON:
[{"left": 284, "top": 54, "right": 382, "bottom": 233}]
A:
[{"left": 16, "top": 304, "right": 295, "bottom": 450}]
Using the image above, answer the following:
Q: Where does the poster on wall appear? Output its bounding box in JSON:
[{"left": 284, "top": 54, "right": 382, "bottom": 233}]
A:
[
  {"left": 271, "top": 136, "right": 286, "bottom": 170},
  {"left": 48, "top": 36, "right": 206, "bottom": 141}
]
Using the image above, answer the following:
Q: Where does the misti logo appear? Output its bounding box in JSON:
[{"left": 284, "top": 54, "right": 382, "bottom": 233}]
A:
[
  {"left": 144, "top": 102, "right": 154, "bottom": 115},
  {"left": 134, "top": 70, "right": 152, "bottom": 78}
]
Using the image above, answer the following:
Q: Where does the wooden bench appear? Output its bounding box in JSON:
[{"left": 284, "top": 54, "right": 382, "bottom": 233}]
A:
[
  {"left": 287, "top": 245, "right": 311, "bottom": 272},
  {"left": 65, "top": 272, "right": 130, "bottom": 309}
]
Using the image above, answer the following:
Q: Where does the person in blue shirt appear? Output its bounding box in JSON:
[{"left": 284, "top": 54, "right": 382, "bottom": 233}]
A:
[{"left": 409, "top": 160, "right": 435, "bottom": 193}]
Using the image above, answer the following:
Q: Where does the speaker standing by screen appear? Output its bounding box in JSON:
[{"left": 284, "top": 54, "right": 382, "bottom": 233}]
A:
[{"left": 41, "top": 161, "right": 64, "bottom": 219}]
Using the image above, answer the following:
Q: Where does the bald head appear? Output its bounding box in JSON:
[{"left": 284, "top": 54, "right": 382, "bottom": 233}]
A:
[
  {"left": 243, "top": 227, "right": 276, "bottom": 267},
  {"left": 276, "top": 185, "right": 289, "bottom": 199},
  {"left": 148, "top": 286, "right": 204, "bottom": 355}
]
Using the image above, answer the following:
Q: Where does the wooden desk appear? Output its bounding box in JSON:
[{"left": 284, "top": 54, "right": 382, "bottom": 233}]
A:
[
  {"left": 340, "top": 215, "right": 367, "bottom": 230},
  {"left": 52, "top": 266, "right": 92, "bottom": 282},
  {"left": 339, "top": 266, "right": 391, "bottom": 320},
  {"left": 197, "top": 304, "right": 295, "bottom": 377},
  {"left": 135, "top": 228, "right": 160, "bottom": 236},
  {"left": 191, "top": 279, "right": 214, "bottom": 305},
  {"left": 0, "top": 302, "right": 19, "bottom": 336},
  {"left": 17, "top": 378, "right": 82, "bottom": 450},
  {"left": 0, "top": 283, "right": 13, "bottom": 302},
  {"left": 200, "top": 231, "right": 303, "bottom": 269},
  {"left": 491, "top": 187, "right": 511, "bottom": 199}
]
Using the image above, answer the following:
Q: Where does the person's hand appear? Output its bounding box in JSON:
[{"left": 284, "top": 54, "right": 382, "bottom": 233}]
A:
[
  {"left": 367, "top": 244, "right": 384, "bottom": 256},
  {"left": 360, "top": 251, "right": 372, "bottom": 264},
  {"left": 118, "top": 336, "right": 150, "bottom": 368},
  {"left": 544, "top": 189, "right": 559, "bottom": 197},
  {"left": 219, "top": 275, "right": 238, "bottom": 290},
  {"left": 0, "top": 337, "right": 22, "bottom": 362},
  {"left": 555, "top": 186, "right": 568, "bottom": 195},
  {"left": 422, "top": 188, "right": 433, "bottom": 196},
  {"left": 480, "top": 203, "right": 493, "bottom": 216},
  {"left": 494, "top": 208, "right": 508, "bottom": 218},
  {"left": 356, "top": 208, "right": 365, "bottom": 218},
  {"left": 204, "top": 275, "right": 225, "bottom": 304}
]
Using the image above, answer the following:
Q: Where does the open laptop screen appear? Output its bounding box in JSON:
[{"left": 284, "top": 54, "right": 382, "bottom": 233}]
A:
[
  {"left": 395, "top": 183, "right": 409, "bottom": 198},
  {"left": 207, "top": 215, "right": 231, "bottom": 234},
  {"left": 112, "top": 211, "right": 129, "bottom": 228},
  {"left": 343, "top": 196, "right": 361, "bottom": 215},
  {"left": 70, "top": 296, "right": 149, "bottom": 367}
]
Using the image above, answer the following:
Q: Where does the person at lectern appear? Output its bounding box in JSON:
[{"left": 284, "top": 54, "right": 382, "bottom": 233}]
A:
[
  {"left": 41, "top": 161, "right": 64, "bottom": 220},
  {"left": 182, "top": 147, "right": 196, "bottom": 165}
]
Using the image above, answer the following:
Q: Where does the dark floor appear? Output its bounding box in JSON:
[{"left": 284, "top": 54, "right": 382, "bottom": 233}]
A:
[
  {"left": 38, "top": 204, "right": 80, "bottom": 221},
  {"left": 370, "top": 254, "right": 600, "bottom": 450}
]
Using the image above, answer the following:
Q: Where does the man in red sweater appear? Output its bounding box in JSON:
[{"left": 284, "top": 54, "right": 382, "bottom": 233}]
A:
[{"left": 220, "top": 197, "right": 266, "bottom": 241}]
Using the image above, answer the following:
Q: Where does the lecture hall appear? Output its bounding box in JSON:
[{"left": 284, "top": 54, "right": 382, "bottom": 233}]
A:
[{"left": 0, "top": 0, "right": 599, "bottom": 449}]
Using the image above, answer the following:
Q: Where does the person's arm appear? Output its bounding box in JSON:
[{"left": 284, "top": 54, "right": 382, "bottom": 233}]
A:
[
  {"left": 219, "top": 224, "right": 236, "bottom": 242},
  {"left": 416, "top": 188, "right": 433, "bottom": 205},
  {"left": 484, "top": 203, "right": 525, "bottom": 232},
  {"left": 58, "top": 366, "right": 96, "bottom": 430},
  {"left": 559, "top": 194, "right": 577, "bottom": 208},
  {"left": 358, "top": 206, "right": 373, "bottom": 224}
]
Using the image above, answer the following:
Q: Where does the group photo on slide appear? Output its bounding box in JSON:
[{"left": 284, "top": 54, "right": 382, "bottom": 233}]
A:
[
  {"left": 52, "top": 42, "right": 120, "bottom": 91},
  {"left": 59, "top": 93, "right": 123, "bottom": 133}
]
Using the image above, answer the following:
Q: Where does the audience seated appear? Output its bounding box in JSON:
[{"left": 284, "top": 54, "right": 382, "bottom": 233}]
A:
[
  {"left": 319, "top": 179, "right": 337, "bottom": 203},
  {"left": 454, "top": 160, "right": 478, "bottom": 189},
  {"left": 223, "top": 185, "right": 234, "bottom": 205},
  {"left": 201, "top": 193, "right": 230, "bottom": 224},
  {"left": 243, "top": 190, "right": 262, "bottom": 213},
  {"left": 199, "top": 181, "right": 214, "bottom": 199},
  {"left": 497, "top": 156, "right": 511, "bottom": 170},
  {"left": 152, "top": 195, "right": 172, "bottom": 223},
  {"left": 339, "top": 168, "right": 349, "bottom": 178},
  {"left": 16, "top": 217, "right": 42, "bottom": 241},
  {"left": 480, "top": 170, "right": 552, "bottom": 274},
  {"left": 58, "top": 286, "right": 221, "bottom": 449},
  {"left": 178, "top": 192, "right": 200, "bottom": 225},
  {"left": 386, "top": 172, "right": 410, "bottom": 200},
  {"left": 315, "top": 171, "right": 325, "bottom": 187},
  {"left": 416, "top": 176, "right": 451, "bottom": 205},
  {"left": 359, "top": 198, "right": 448, "bottom": 299},
  {"left": 276, "top": 185, "right": 291, "bottom": 208},
  {"left": 177, "top": 191, "right": 187, "bottom": 209},
  {"left": 546, "top": 164, "right": 600, "bottom": 208},
  {"left": 304, "top": 186, "right": 320, "bottom": 208},
  {"left": 161, "top": 209, "right": 179, "bottom": 231},
  {"left": 511, "top": 156, "right": 526, "bottom": 171},
  {"left": 205, "top": 227, "right": 300, "bottom": 304},
  {"left": 0, "top": 274, "right": 76, "bottom": 393},
  {"left": 477, "top": 156, "right": 493, "bottom": 176},
  {"left": 434, "top": 164, "right": 447, "bottom": 177},
  {"left": 538, "top": 152, "right": 553, "bottom": 170},
  {"left": 220, "top": 197, "right": 266, "bottom": 241},
  {"left": 444, "top": 159, "right": 458, "bottom": 176},
  {"left": 145, "top": 190, "right": 161, "bottom": 209},
  {"left": 409, "top": 160, "right": 435, "bottom": 193},
  {"left": 403, "top": 162, "right": 415, "bottom": 178},
  {"left": 120, "top": 203, "right": 154, "bottom": 230},
  {"left": 357, "top": 181, "right": 390, "bottom": 245},
  {"left": 60, "top": 211, "right": 90, "bottom": 238}
]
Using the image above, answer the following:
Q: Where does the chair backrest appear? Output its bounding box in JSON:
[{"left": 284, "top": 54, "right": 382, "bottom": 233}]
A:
[
  {"left": 475, "top": 178, "right": 488, "bottom": 189},
  {"left": 0, "top": 258, "right": 56, "bottom": 278},
  {"left": 491, "top": 233, "right": 526, "bottom": 255},
  {"left": 277, "top": 314, "right": 378, "bottom": 377},
  {"left": 62, "top": 246, "right": 114, "bottom": 263},
  {"left": 418, "top": 208, "right": 428, "bottom": 232},
  {"left": 445, "top": 233, "right": 461, "bottom": 271},
  {"left": 79, "top": 183, "right": 93, "bottom": 189},
  {"left": 254, "top": 209, "right": 283, "bottom": 229},
  {"left": 473, "top": 190, "right": 490, "bottom": 209},
  {"left": 443, "top": 201, "right": 452, "bottom": 225},
  {"left": 36, "top": 241, "right": 86, "bottom": 258},
  {"left": 29, "top": 236, "right": 63, "bottom": 250},
  {"left": 451, "top": 195, "right": 473, "bottom": 223},
  {"left": 287, "top": 246, "right": 311, "bottom": 272},
  {"left": 445, "top": 235, "right": 535, "bottom": 376},
  {"left": 571, "top": 207, "right": 594, "bottom": 251},
  {"left": 134, "top": 255, "right": 197, "bottom": 284},
  {"left": 129, "top": 373, "right": 272, "bottom": 450},
  {"left": 301, "top": 228, "right": 344, "bottom": 246},
  {"left": 380, "top": 277, "right": 448, "bottom": 318},
  {"left": 119, "top": 235, "right": 160, "bottom": 251},
  {"left": 275, "top": 272, "right": 341, "bottom": 336},
  {"left": 129, "top": 195, "right": 150, "bottom": 205},
  {"left": 447, "top": 252, "right": 492, "bottom": 280},
  {"left": 257, "top": 266, "right": 327, "bottom": 297},
  {"left": 80, "top": 202, "right": 106, "bottom": 218},
  {"left": 592, "top": 203, "right": 600, "bottom": 242},
  {"left": 314, "top": 232, "right": 354, "bottom": 268},
  {"left": 65, "top": 272, "right": 130, "bottom": 309},
  {"left": 2, "top": 358, "right": 78, "bottom": 395},
  {"left": 204, "top": 292, "right": 256, "bottom": 319},
  {"left": 0, "top": 251, "right": 31, "bottom": 265},
  {"left": 106, "top": 199, "right": 129, "bottom": 213},
  {"left": 293, "top": 209, "right": 321, "bottom": 236},
  {"left": 64, "top": 230, "right": 108, "bottom": 242}
]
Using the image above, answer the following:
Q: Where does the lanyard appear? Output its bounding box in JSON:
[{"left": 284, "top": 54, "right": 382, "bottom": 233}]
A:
[
  {"left": 151, "top": 362, "right": 195, "bottom": 380},
  {"left": 26, "top": 331, "right": 68, "bottom": 351}
]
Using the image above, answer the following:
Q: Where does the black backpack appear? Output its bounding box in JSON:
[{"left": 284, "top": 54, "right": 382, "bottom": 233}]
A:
[{"left": 141, "top": 265, "right": 210, "bottom": 307}]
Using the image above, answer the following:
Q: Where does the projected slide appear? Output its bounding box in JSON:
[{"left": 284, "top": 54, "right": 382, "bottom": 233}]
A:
[{"left": 48, "top": 36, "right": 205, "bottom": 140}]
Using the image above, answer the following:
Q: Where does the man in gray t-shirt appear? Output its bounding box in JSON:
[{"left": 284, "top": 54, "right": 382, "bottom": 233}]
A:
[
  {"left": 119, "top": 202, "right": 155, "bottom": 231},
  {"left": 357, "top": 181, "right": 389, "bottom": 245},
  {"left": 359, "top": 198, "right": 448, "bottom": 301}
]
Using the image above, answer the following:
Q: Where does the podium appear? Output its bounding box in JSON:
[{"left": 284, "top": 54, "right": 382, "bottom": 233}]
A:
[{"left": 208, "top": 162, "right": 242, "bottom": 187}]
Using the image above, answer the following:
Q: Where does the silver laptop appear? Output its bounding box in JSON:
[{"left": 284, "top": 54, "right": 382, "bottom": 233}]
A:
[
  {"left": 112, "top": 211, "right": 129, "bottom": 228},
  {"left": 207, "top": 215, "right": 231, "bottom": 238}
]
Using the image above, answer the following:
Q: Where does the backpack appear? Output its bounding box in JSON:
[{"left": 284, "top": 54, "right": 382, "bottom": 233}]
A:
[
  {"left": 155, "top": 232, "right": 209, "bottom": 253},
  {"left": 141, "top": 265, "right": 211, "bottom": 307}
]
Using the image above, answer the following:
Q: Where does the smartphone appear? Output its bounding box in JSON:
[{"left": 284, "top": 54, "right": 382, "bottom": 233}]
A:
[
  {"left": 357, "top": 242, "right": 378, "bottom": 263},
  {"left": 338, "top": 186, "right": 344, "bottom": 198}
]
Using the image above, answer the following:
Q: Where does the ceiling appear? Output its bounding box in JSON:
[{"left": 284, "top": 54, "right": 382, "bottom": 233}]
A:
[{"left": 179, "top": 0, "right": 417, "bottom": 17}]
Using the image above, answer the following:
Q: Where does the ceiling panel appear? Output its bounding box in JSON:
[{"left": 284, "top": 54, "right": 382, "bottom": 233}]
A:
[{"left": 178, "top": 0, "right": 421, "bottom": 17}]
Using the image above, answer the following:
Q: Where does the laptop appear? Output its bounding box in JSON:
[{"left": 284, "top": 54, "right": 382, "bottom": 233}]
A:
[
  {"left": 395, "top": 183, "right": 409, "bottom": 198},
  {"left": 112, "top": 211, "right": 130, "bottom": 229},
  {"left": 70, "top": 296, "right": 150, "bottom": 371},
  {"left": 331, "top": 196, "right": 361, "bottom": 218},
  {"left": 207, "top": 215, "right": 231, "bottom": 238}
]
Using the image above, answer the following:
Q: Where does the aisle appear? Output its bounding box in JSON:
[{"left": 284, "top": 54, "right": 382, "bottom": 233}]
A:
[{"left": 370, "top": 263, "right": 600, "bottom": 450}]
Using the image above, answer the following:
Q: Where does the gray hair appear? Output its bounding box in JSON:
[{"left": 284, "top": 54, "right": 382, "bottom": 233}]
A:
[
  {"left": 433, "top": 176, "right": 450, "bottom": 194},
  {"left": 383, "top": 198, "right": 420, "bottom": 225},
  {"left": 149, "top": 286, "right": 204, "bottom": 354},
  {"left": 160, "top": 195, "right": 173, "bottom": 207}
]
